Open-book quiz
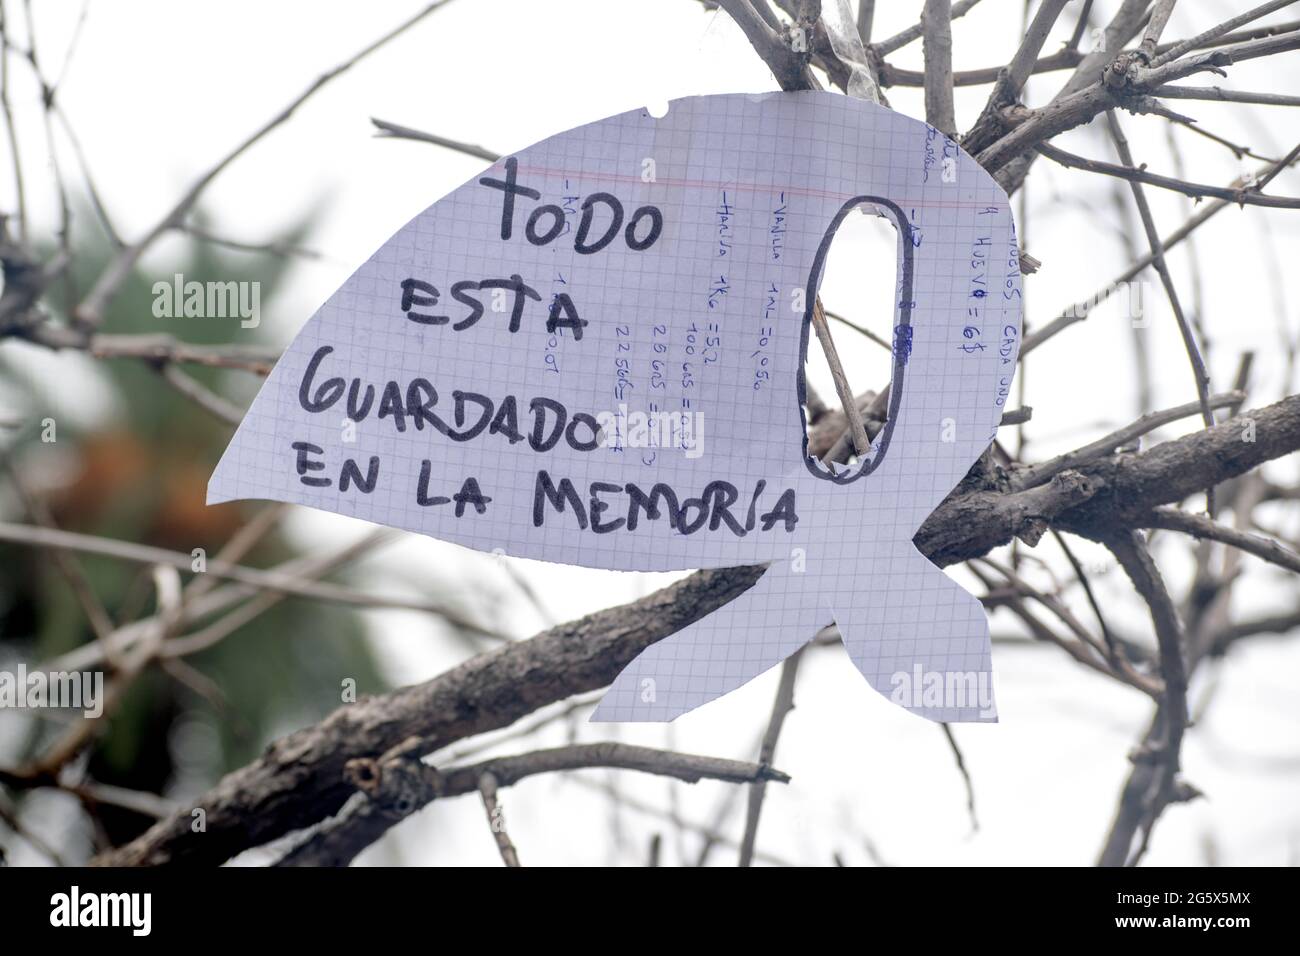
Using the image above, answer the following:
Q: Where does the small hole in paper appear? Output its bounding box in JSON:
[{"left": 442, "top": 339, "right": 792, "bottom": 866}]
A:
[{"left": 804, "top": 204, "right": 899, "bottom": 477}]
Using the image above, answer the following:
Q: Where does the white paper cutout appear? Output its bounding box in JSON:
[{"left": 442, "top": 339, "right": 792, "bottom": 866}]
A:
[{"left": 209, "top": 92, "right": 1022, "bottom": 723}]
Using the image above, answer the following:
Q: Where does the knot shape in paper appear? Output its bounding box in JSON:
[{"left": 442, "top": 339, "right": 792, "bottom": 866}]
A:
[{"left": 210, "top": 92, "right": 1022, "bottom": 723}]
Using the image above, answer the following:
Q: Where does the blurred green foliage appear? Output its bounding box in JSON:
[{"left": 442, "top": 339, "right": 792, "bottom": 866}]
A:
[{"left": 0, "top": 209, "right": 388, "bottom": 845}]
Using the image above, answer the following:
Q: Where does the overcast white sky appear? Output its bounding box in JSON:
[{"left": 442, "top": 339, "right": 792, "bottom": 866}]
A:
[{"left": 4, "top": 0, "right": 1300, "bottom": 866}]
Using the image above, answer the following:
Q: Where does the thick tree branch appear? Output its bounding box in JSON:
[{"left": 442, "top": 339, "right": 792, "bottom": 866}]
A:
[
  {"left": 274, "top": 742, "right": 788, "bottom": 867},
  {"left": 963, "top": 0, "right": 1070, "bottom": 153},
  {"left": 93, "top": 395, "right": 1300, "bottom": 866},
  {"left": 1096, "top": 530, "right": 1193, "bottom": 867}
]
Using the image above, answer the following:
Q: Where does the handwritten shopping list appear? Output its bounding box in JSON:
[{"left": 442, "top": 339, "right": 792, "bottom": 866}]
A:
[{"left": 210, "top": 92, "right": 1022, "bottom": 723}]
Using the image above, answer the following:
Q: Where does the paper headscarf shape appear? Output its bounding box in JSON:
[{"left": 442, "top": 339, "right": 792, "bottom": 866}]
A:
[{"left": 211, "top": 92, "right": 1022, "bottom": 723}]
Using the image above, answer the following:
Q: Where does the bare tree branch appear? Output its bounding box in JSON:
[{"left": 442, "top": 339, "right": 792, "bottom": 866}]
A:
[
  {"left": 1013, "top": 391, "right": 1244, "bottom": 491},
  {"left": 940, "top": 724, "right": 978, "bottom": 831},
  {"left": 921, "top": 0, "right": 956, "bottom": 136},
  {"left": 1136, "top": 0, "right": 1180, "bottom": 64},
  {"left": 1023, "top": 144, "right": 1300, "bottom": 353},
  {"left": 0, "top": 522, "right": 495, "bottom": 634},
  {"left": 72, "top": 0, "right": 460, "bottom": 327},
  {"left": 964, "top": 0, "right": 1070, "bottom": 152},
  {"left": 371, "top": 117, "right": 498, "bottom": 160},
  {"left": 1104, "top": 110, "right": 1217, "bottom": 514},
  {"left": 93, "top": 395, "right": 1300, "bottom": 866},
  {"left": 478, "top": 772, "right": 520, "bottom": 867},
  {"left": 1035, "top": 140, "right": 1300, "bottom": 208},
  {"left": 739, "top": 647, "right": 802, "bottom": 866},
  {"left": 1143, "top": 507, "right": 1300, "bottom": 574},
  {"left": 274, "top": 742, "right": 789, "bottom": 867},
  {"left": 875, "top": 0, "right": 982, "bottom": 57},
  {"left": 1096, "top": 530, "right": 1192, "bottom": 867},
  {"left": 1151, "top": 0, "right": 1300, "bottom": 67}
]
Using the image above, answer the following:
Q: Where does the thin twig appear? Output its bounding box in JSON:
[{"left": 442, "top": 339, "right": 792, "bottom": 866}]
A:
[
  {"left": 158, "top": 363, "right": 244, "bottom": 425},
  {"left": 1165, "top": 115, "right": 1275, "bottom": 163},
  {"left": 1066, "top": 0, "right": 1096, "bottom": 52},
  {"left": 73, "top": 0, "right": 459, "bottom": 326},
  {"left": 1051, "top": 529, "right": 1118, "bottom": 660},
  {"left": 822, "top": 306, "right": 891, "bottom": 351},
  {"left": 1013, "top": 391, "right": 1244, "bottom": 490},
  {"left": 0, "top": 1, "right": 28, "bottom": 241},
  {"left": 478, "top": 772, "right": 521, "bottom": 867},
  {"left": 1152, "top": 84, "right": 1300, "bottom": 107},
  {"left": 921, "top": 0, "right": 956, "bottom": 136},
  {"left": 940, "top": 724, "right": 978, "bottom": 831},
  {"left": 371, "top": 118, "right": 498, "bottom": 160},
  {"left": 1143, "top": 507, "right": 1300, "bottom": 574},
  {"left": 0, "top": 521, "right": 497, "bottom": 632},
  {"left": 811, "top": 298, "right": 870, "bottom": 456},
  {"left": 875, "top": 0, "right": 982, "bottom": 56},
  {"left": 1035, "top": 140, "right": 1300, "bottom": 208},
  {"left": 0, "top": 794, "right": 65, "bottom": 865},
  {"left": 739, "top": 647, "right": 803, "bottom": 867},
  {"left": 1152, "top": 0, "right": 1299, "bottom": 66},
  {"left": 1104, "top": 110, "right": 1217, "bottom": 515},
  {"left": 275, "top": 742, "right": 788, "bottom": 866},
  {"left": 45, "top": 529, "right": 397, "bottom": 672},
  {"left": 1023, "top": 146, "right": 1300, "bottom": 354},
  {"left": 2, "top": 461, "right": 119, "bottom": 663},
  {"left": 977, "top": 28, "right": 1300, "bottom": 177},
  {"left": 971, "top": 563, "right": 1161, "bottom": 698},
  {"left": 21, "top": 565, "right": 177, "bottom": 778},
  {"left": 180, "top": 224, "right": 322, "bottom": 260}
]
